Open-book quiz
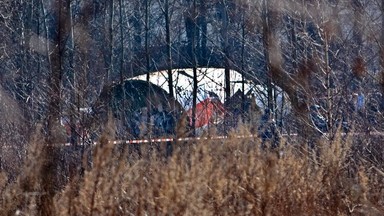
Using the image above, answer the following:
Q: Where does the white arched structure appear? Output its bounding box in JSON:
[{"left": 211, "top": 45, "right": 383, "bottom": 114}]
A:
[{"left": 130, "top": 67, "right": 291, "bottom": 116}]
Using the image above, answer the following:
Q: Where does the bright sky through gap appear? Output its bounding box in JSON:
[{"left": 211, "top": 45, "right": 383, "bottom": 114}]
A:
[
  {"left": 130, "top": 68, "right": 254, "bottom": 109},
  {"left": 129, "top": 68, "right": 290, "bottom": 116}
]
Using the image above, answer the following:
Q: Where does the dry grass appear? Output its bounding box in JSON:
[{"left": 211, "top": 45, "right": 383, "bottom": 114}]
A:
[{"left": 0, "top": 126, "right": 384, "bottom": 215}]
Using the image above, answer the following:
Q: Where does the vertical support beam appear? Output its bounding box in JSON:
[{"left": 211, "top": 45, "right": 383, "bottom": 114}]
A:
[{"left": 324, "top": 30, "right": 333, "bottom": 135}]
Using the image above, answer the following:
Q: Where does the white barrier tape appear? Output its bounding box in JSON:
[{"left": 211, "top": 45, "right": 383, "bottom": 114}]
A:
[
  {"left": 1, "top": 132, "right": 384, "bottom": 149},
  {"left": 111, "top": 134, "right": 254, "bottom": 145},
  {"left": 0, "top": 134, "right": 258, "bottom": 149}
]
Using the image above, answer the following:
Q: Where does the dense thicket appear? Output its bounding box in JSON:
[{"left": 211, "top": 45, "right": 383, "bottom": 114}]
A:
[
  {"left": 1, "top": 0, "right": 383, "bottom": 135},
  {"left": 1, "top": 0, "right": 384, "bottom": 214}
]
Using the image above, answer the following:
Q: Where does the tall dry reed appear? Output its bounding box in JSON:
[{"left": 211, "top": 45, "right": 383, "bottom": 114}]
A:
[{"left": 1, "top": 126, "right": 384, "bottom": 215}]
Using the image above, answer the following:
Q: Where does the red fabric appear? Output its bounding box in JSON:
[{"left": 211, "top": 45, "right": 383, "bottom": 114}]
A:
[{"left": 187, "top": 98, "right": 225, "bottom": 128}]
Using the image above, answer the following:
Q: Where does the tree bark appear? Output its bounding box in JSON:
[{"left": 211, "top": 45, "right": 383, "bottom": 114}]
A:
[
  {"left": 262, "top": 0, "right": 274, "bottom": 115},
  {"left": 380, "top": 0, "right": 384, "bottom": 109},
  {"left": 164, "top": 0, "right": 174, "bottom": 97},
  {"left": 145, "top": 0, "right": 152, "bottom": 139},
  {"left": 119, "top": 0, "right": 125, "bottom": 83},
  {"left": 39, "top": 0, "right": 70, "bottom": 214},
  {"left": 191, "top": 0, "right": 198, "bottom": 135},
  {"left": 107, "top": 0, "right": 114, "bottom": 83},
  {"left": 222, "top": 0, "right": 231, "bottom": 102}
]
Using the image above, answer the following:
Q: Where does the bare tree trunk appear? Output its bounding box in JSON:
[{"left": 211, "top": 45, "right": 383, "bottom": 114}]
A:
[
  {"left": 119, "top": 0, "right": 125, "bottom": 83},
  {"left": 324, "top": 31, "right": 333, "bottom": 135},
  {"left": 264, "top": 3, "right": 314, "bottom": 142},
  {"left": 39, "top": 0, "right": 70, "bottom": 214},
  {"left": 241, "top": 9, "right": 246, "bottom": 115},
  {"left": 352, "top": 0, "right": 363, "bottom": 80},
  {"left": 107, "top": 0, "right": 114, "bottom": 83},
  {"left": 191, "top": 0, "right": 198, "bottom": 135},
  {"left": 351, "top": 0, "right": 365, "bottom": 131},
  {"left": 262, "top": 0, "right": 274, "bottom": 115},
  {"left": 69, "top": 1, "right": 77, "bottom": 146},
  {"left": 223, "top": 5, "right": 230, "bottom": 103},
  {"left": 145, "top": 0, "right": 152, "bottom": 140},
  {"left": 164, "top": 0, "right": 174, "bottom": 97},
  {"left": 37, "top": 1, "right": 96, "bottom": 213},
  {"left": 118, "top": 0, "right": 130, "bottom": 144},
  {"left": 145, "top": 0, "right": 150, "bottom": 83},
  {"left": 219, "top": 0, "right": 231, "bottom": 132},
  {"left": 380, "top": 0, "right": 384, "bottom": 109},
  {"left": 164, "top": 0, "right": 173, "bottom": 155},
  {"left": 199, "top": 1, "right": 207, "bottom": 64},
  {"left": 287, "top": 14, "right": 297, "bottom": 136}
]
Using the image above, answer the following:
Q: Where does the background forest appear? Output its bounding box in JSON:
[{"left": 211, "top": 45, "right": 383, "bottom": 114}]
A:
[{"left": 1, "top": 0, "right": 384, "bottom": 215}]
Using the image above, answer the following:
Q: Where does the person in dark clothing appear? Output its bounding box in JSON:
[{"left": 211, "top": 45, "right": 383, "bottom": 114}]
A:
[{"left": 258, "top": 109, "right": 279, "bottom": 149}]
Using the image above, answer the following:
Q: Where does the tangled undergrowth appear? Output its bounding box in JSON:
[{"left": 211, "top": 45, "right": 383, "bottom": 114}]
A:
[{"left": 0, "top": 127, "right": 384, "bottom": 215}]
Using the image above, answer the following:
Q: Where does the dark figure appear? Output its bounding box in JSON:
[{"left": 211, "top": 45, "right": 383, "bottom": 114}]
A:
[
  {"left": 208, "top": 91, "right": 220, "bottom": 99},
  {"left": 258, "top": 109, "right": 279, "bottom": 149}
]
